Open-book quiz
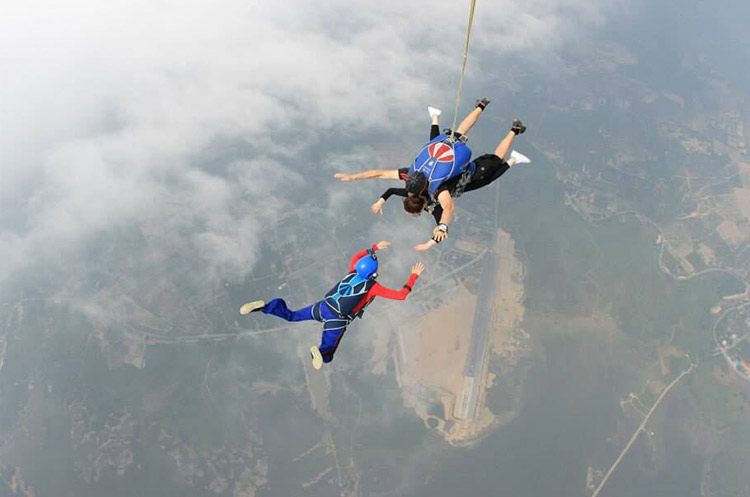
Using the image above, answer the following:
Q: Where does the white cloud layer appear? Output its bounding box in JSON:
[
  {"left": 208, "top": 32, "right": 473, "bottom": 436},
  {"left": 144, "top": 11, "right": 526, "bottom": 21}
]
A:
[{"left": 0, "top": 0, "right": 624, "bottom": 294}]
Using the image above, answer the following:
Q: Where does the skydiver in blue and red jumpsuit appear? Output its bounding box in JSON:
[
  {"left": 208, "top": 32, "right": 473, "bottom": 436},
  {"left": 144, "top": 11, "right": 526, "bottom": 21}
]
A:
[{"left": 239, "top": 241, "right": 424, "bottom": 370}]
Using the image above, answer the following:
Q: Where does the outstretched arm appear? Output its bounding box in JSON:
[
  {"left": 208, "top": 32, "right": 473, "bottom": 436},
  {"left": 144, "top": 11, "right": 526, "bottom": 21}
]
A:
[
  {"left": 367, "top": 262, "right": 424, "bottom": 300},
  {"left": 435, "top": 191, "right": 455, "bottom": 226},
  {"left": 428, "top": 190, "right": 454, "bottom": 243},
  {"left": 414, "top": 239, "right": 437, "bottom": 252},
  {"left": 371, "top": 188, "right": 408, "bottom": 215},
  {"left": 430, "top": 204, "right": 443, "bottom": 225},
  {"left": 348, "top": 241, "right": 390, "bottom": 271},
  {"left": 415, "top": 192, "right": 453, "bottom": 251},
  {"left": 381, "top": 188, "right": 408, "bottom": 201},
  {"left": 335, "top": 169, "right": 400, "bottom": 182}
]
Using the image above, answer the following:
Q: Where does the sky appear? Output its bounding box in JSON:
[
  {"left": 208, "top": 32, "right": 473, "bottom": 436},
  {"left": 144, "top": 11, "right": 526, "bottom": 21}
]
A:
[
  {"left": 12, "top": 1, "right": 750, "bottom": 496},
  {"left": 0, "top": 0, "right": 632, "bottom": 301}
]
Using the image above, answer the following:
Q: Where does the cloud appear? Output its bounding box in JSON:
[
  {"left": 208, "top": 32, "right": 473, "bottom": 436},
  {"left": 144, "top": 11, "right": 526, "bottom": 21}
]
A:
[
  {"left": 0, "top": 0, "right": 627, "bottom": 297},
  {"left": 473, "top": 0, "right": 627, "bottom": 53},
  {"left": 0, "top": 0, "right": 634, "bottom": 490}
]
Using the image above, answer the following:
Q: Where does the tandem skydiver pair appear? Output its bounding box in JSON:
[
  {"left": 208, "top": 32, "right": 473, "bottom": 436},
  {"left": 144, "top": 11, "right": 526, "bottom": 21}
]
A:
[
  {"left": 335, "top": 98, "right": 529, "bottom": 251},
  {"left": 241, "top": 98, "right": 529, "bottom": 370}
]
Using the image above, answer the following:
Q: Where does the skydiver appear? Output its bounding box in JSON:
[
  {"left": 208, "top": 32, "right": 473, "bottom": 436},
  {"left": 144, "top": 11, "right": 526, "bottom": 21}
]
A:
[
  {"left": 333, "top": 99, "right": 490, "bottom": 247},
  {"left": 335, "top": 97, "right": 489, "bottom": 194},
  {"left": 378, "top": 113, "right": 529, "bottom": 251},
  {"left": 238, "top": 241, "right": 424, "bottom": 370},
  {"left": 334, "top": 102, "right": 529, "bottom": 251}
]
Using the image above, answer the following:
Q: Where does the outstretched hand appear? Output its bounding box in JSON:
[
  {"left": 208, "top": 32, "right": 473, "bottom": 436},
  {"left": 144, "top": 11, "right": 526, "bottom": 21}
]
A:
[
  {"left": 334, "top": 173, "right": 355, "bottom": 182},
  {"left": 371, "top": 199, "right": 385, "bottom": 215},
  {"left": 376, "top": 240, "right": 391, "bottom": 250},
  {"left": 432, "top": 226, "right": 448, "bottom": 242},
  {"left": 413, "top": 242, "right": 434, "bottom": 252},
  {"left": 411, "top": 262, "right": 426, "bottom": 275}
]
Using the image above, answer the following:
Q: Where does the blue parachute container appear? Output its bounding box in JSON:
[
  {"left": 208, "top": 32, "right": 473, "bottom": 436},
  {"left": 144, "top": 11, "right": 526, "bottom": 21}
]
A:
[
  {"left": 323, "top": 272, "right": 376, "bottom": 320},
  {"left": 409, "top": 134, "right": 472, "bottom": 196}
]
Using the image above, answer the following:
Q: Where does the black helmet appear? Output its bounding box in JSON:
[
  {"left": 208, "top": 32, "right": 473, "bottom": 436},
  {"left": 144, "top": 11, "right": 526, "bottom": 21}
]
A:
[{"left": 405, "top": 171, "right": 428, "bottom": 195}]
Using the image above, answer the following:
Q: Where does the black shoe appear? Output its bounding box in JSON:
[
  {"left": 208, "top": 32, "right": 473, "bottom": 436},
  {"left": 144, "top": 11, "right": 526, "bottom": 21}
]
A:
[
  {"left": 475, "top": 97, "right": 491, "bottom": 110},
  {"left": 511, "top": 119, "right": 526, "bottom": 135}
]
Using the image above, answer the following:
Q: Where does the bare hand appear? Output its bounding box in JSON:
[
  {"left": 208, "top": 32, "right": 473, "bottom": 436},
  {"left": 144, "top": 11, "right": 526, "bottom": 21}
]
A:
[
  {"left": 334, "top": 173, "right": 355, "bottom": 182},
  {"left": 376, "top": 240, "right": 391, "bottom": 250},
  {"left": 411, "top": 262, "right": 426, "bottom": 275},
  {"left": 432, "top": 227, "right": 448, "bottom": 242},
  {"left": 371, "top": 199, "right": 385, "bottom": 215},
  {"left": 413, "top": 242, "right": 433, "bottom": 252}
]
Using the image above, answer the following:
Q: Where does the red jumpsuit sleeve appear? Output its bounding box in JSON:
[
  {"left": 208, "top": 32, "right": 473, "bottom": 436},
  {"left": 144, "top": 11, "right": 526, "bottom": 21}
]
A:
[
  {"left": 368, "top": 273, "right": 419, "bottom": 301},
  {"left": 348, "top": 244, "right": 380, "bottom": 272}
]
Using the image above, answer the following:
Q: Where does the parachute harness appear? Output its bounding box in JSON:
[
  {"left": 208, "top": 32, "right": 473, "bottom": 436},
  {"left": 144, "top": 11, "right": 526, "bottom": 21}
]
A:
[
  {"left": 449, "top": 0, "right": 478, "bottom": 141},
  {"left": 328, "top": 274, "right": 368, "bottom": 305}
]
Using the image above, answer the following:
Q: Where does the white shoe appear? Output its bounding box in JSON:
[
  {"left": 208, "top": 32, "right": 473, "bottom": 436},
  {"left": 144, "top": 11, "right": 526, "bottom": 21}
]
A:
[
  {"left": 310, "top": 346, "right": 323, "bottom": 370},
  {"left": 428, "top": 106, "right": 442, "bottom": 118},
  {"left": 510, "top": 150, "right": 531, "bottom": 165},
  {"left": 239, "top": 300, "right": 265, "bottom": 315}
]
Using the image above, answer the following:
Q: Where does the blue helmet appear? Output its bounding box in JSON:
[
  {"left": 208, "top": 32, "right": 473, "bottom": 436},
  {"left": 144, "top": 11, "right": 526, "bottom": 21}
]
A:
[{"left": 355, "top": 254, "right": 378, "bottom": 279}]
